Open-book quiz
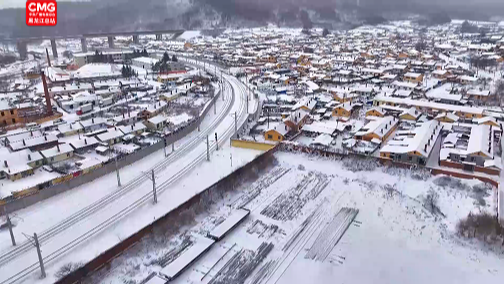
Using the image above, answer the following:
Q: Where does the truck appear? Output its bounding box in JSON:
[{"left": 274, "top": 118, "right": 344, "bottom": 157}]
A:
[
  {"left": 100, "top": 97, "right": 114, "bottom": 107},
  {"left": 77, "top": 103, "right": 93, "bottom": 115}
]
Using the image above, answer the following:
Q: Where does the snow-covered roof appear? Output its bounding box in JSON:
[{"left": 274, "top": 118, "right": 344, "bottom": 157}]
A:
[
  {"left": 459, "top": 75, "right": 478, "bottom": 82},
  {"left": 467, "top": 125, "right": 492, "bottom": 157},
  {"left": 69, "top": 137, "right": 99, "bottom": 150},
  {"left": 381, "top": 120, "right": 442, "bottom": 157},
  {"left": 5, "top": 130, "right": 43, "bottom": 144},
  {"left": 118, "top": 123, "right": 147, "bottom": 135},
  {"left": 392, "top": 80, "right": 418, "bottom": 90},
  {"left": 285, "top": 109, "right": 309, "bottom": 125},
  {"left": 440, "top": 124, "right": 494, "bottom": 161},
  {"left": 268, "top": 122, "right": 290, "bottom": 136},
  {"left": 425, "top": 85, "right": 462, "bottom": 102},
  {"left": 467, "top": 89, "right": 490, "bottom": 97},
  {"left": 435, "top": 112, "right": 459, "bottom": 122},
  {"left": 58, "top": 122, "right": 84, "bottom": 134},
  {"left": 292, "top": 97, "right": 317, "bottom": 111},
  {"left": 97, "top": 129, "right": 124, "bottom": 142},
  {"left": 80, "top": 117, "right": 107, "bottom": 128},
  {"left": 355, "top": 116, "right": 398, "bottom": 140},
  {"left": 131, "top": 57, "right": 158, "bottom": 65},
  {"left": 302, "top": 121, "right": 339, "bottom": 135},
  {"left": 400, "top": 107, "right": 422, "bottom": 119},
  {"left": 0, "top": 148, "right": 43, "bottom": 175},
  {"left": 374, "top": 95, "right": 485, "bottom": 116},
  {"left": 366, "top": 107, "right": 386, "bottom": 116},
  {"left": 474, "top": 116, "right": 497, "bottom": 125},
  {"left": 9, "top": 135, "right": 58, "bottom": 151},
  {"left": 40, "top": 144, "right": 73, "bottom": 159},
  {"left": 334, "top": 102, "right": 355, "bottom": 112},
  {"left": 310, "top": 134, "right": 333, "bottom": 147},
  {"left": 148, "top": 115, "right": 167, "bottom": 125},
  {"left": 404, "top": 72, "right": 422, "bottom": 78}
]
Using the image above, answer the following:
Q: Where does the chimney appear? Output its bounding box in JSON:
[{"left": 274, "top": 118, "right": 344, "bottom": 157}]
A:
[
  {"left": 28, "top": 154, "right": 31, "bottom": 161},
  {"left": 22, "top": 139, "right": 26, "bottom": 146},
  {"left": 131, "top": 125, "right": 134, "bottom": 130},
  {"left": 45, "top": 136, "right": 47, "bottom": 141},
  {"left": 30, "top": 131, "right": 33, "bottom": 136},
  {"left": 70, "top": 124, "right": 72, "bottom": 129},
  {"left": 57, "top": 144, "right": 60, "bottom": 152},
  {"left": 92, "top": 118, "right": 94, "bottom": 124},
  {"left": 84, "top": 139, "right": 87, "bottom": 145},
  {"left": 4, "top": 160, "right": 8, "bottom": 167},
  {"left": 45, "top": 48, "right": 51, "bottom": 67},
  {"left": 41, "top": 71, "right": 53, "bottom": 116}
]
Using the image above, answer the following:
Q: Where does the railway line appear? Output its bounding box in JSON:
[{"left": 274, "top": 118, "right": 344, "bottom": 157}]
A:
[
  {"left": 0, "top": 62, "right": 250, "bottom": 284},
  {"left": 0, "top": 75, "right": 231, "bottom": 270}
]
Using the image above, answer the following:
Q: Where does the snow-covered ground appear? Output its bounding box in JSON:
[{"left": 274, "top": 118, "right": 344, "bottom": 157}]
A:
[
  {"left": 73, "top": 63, "right": 122, "bottom": 78},
  {"left": 0, "top": 65, "right": 255, "bottom": 284},
  {"left": 89, "top": 151, "right": 502, "bottom": 284}
]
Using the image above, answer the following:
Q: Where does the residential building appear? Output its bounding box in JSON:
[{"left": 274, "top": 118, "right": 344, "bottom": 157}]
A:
[{"left": 380, "top": 120, "right": 443, "bottom": 165}]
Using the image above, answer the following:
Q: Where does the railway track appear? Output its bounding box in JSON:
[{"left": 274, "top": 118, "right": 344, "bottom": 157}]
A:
[
  {"left": 0, "top": 79, "right": 232, "bottom": 270},
  {"left": 0, "top": 65, "right": 249, "bottom": 284}
]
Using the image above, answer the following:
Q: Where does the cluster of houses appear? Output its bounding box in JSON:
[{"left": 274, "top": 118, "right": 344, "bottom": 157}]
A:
[
  {"left": 176, "top": 24, "right": 504, "bottom": 180},
  {"left": 0, "top": 57, "right": 213, "bottom": 183}
]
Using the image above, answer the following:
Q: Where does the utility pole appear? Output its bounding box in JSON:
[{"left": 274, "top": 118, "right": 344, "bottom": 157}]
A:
[
  {"left": 206, "top": 135, "right": 210, "bottom": 161},
  {"left": 172, "top": 143, "right": 175, "bottom": 152},
  {"left": 215, "top": 132, "right": 219, "bottom": 151},
  {"left": 230, "top": 153, "right": 233, "bottom": 168},
  {"left": 164, "top": 139, "right": 168, "bottom": 157},
  {"left": 5, "top": 209, "right": 16, "bottom": 246},
  {"left": 151, "top": 169, "right": 157, "bottom": 204},
  {"left": 267, "top": 109, "right": 270, "bottom": 128},
  {"left": 33, "top": 233, "right": 46, "bottom": 278},
  {"left": 234, "top": 111, "right": 237, "bottom": 134},
  {"left": 214, "top": 96, "right": 217, "bottom": 114},
  {"left": 114, "top": 154, "right": 121, "bottom": 187}
]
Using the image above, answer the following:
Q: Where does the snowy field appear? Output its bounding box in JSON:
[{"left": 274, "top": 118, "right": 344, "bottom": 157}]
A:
[{"left": 87, "top": 151, "right": 502, "bottom": 284}]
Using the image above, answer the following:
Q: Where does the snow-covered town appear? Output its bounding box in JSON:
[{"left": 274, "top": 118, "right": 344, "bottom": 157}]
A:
[{"left": 1, "top": 18, "right": 504, "bottom": 284}]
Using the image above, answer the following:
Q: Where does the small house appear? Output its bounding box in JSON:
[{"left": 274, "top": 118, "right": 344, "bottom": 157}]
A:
[
  {"left": 40, "top": 144, "right": 74, "bottom": 165},
  {"left": 264, "top": 123, "right": 289, "bottom": 142},
  {"left": 144, "top": 115, "right": 167, "bottom": 131}
]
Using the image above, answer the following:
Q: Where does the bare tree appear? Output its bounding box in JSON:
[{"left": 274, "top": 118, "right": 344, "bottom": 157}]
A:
[
  {"left": 423, "top": 188, "right": 442, "bottom": 216},
  {"left": 494, "top": 80, "right": 504, "bottom": 110}
]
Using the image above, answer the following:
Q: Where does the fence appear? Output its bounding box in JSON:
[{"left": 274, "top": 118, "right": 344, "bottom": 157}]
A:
[{"left": 0, "top": 91, "right": 221, "bottom": 214}]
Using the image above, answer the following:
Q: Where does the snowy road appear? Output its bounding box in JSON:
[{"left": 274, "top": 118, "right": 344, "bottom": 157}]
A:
[{"left": 0, "top": 63, "right": 251, "bottom": 284}]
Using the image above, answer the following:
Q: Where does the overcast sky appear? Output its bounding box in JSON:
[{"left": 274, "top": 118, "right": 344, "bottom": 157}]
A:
[{"left": 0, "top": 0, "right": 84, "bottom": 9}]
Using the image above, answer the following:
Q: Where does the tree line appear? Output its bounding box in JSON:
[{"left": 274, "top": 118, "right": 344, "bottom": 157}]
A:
[{"left": 151, "top": 51, "right": 178, "bottom": 72}]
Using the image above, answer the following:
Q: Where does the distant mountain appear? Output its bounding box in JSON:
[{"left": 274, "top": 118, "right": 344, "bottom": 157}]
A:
[{"left": 0, "top": 0, "right": 503, "bottom": 38}]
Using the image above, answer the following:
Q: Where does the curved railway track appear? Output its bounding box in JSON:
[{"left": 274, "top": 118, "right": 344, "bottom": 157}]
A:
[{"left": 0, "top": 65, "right": 249, "bottom": 284}]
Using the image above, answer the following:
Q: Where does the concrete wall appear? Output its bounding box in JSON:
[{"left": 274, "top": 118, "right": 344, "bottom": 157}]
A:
[{"left": 0, "top": 91, "right": 220, "bottom": 214}]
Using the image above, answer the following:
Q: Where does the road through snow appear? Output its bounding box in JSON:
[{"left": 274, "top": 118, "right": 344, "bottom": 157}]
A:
[{"left": 0, "top": 63, "right": 253, "bottom": 284}]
